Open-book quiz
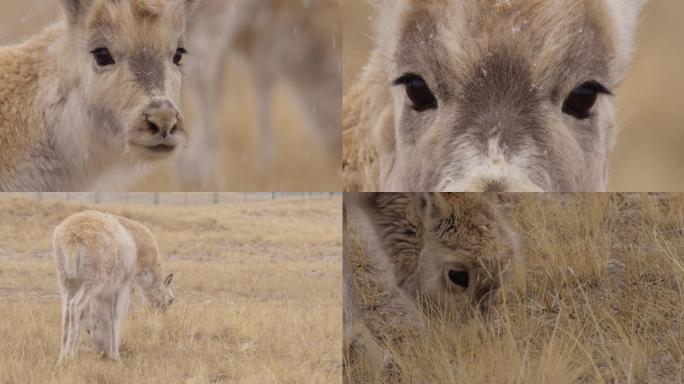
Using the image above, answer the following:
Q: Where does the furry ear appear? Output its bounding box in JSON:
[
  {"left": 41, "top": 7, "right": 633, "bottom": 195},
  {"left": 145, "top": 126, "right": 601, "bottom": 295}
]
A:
[
  {"left": 415, "top": 193, "right": 451, "bottom": 228},
  {"left": 606, "top": 0, "right": 649, "bottom": 81},
  {"left": 60, "top": 0, "right": 93, "bottom": 24},
  {"left": 183, "top": 0, "right": 202, "bottom": 15},
  {"left": 164, "top": 273, "right": 174, "bottom": 287}
]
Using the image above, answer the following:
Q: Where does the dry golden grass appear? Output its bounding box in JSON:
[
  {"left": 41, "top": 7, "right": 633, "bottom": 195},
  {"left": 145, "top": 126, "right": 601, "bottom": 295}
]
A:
[
  {"left": 0, "top": 1, "right": 340, "bottom": 192},
  {"left": 345, "top": 194, "right": 684, "bottom": 384},
  {"left": 343, "top": 0, "right": 684, "bottom": 192},
  {"left": 0, "top": 195, "right": 342, "bottom": 384}
]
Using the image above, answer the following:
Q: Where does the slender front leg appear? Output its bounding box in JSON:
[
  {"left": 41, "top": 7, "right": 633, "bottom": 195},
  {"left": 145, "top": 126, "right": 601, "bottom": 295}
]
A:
[{"left": 112, "top": 287, "right": 131, "bottom": 360}]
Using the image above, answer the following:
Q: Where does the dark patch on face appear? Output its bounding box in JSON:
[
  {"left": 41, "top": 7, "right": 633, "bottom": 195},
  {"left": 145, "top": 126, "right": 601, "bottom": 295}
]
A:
[
  {"left": 456, "top": 50, "right": 545, "bottom": 156},
  {"left": 130, "top": 49, "right": 165, "bottom": 94},
  {"left": 483, "top": 179, "right": 507, "bottom": 192}
]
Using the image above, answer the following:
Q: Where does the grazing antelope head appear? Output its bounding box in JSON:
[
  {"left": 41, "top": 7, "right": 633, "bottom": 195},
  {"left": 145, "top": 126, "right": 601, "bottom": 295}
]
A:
[
  {"left": 140, "top": 270, "right": 175, "bottom": 311},
  {"left": 357, "top": 193, "right": 519, "bottom": 312},
  {"left": 358, "top": 0, "right": 647, "bottom": 191},
  {"left": 59, "top": 0, "right": 200, "bottom": 161},
  {"left": 411, "top": 193, "right": 518, "bottom": 310}
]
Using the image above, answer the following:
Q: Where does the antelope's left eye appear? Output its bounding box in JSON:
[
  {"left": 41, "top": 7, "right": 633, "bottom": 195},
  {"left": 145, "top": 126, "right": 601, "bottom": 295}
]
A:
[
  {"left": 91, "top": 47, "right": 115, "bottom": 67},
  {"left": 562, "top": 81, "right": 611, "bottom": 119},
  {"left": 448, "top": 269, "right": 469, "bottom": 289},
  {"left": 173, "top": 47, "right": 187, "bottom": 65}
]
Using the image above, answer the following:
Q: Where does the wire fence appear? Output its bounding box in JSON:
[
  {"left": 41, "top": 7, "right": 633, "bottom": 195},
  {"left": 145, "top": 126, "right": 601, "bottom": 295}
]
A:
[{"left": 0, "top": 192, "right": 341, "bottom": 206}]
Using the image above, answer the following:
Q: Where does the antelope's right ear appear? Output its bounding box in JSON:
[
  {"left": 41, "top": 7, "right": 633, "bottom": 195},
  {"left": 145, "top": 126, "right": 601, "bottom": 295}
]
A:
[
  {"left": 61, "top": 0, "right": 93, "bottom": 24},
  {"left": 164, "top": 273, "right": 174, "bottom": 287}
]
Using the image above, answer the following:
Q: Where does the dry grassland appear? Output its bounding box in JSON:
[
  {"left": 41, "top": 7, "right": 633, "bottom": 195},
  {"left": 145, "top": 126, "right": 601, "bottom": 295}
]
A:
[
  {"left": 0, "top": 195, "right": 342, "bottom": 384},
  {"left": 346, "top": 193, "right": 684, "bottom": 384},
  {"left": 343, "top": 0, "right": 684, "bottom": 191}
]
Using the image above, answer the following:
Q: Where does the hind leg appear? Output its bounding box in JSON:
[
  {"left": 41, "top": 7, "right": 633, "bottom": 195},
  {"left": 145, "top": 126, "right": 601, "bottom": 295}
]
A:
[
  {"left": 64, "top": 285, "right": 92, "bottom": 359},
  {"left": 57, "top": 290, "right": 72, "bottom": 365}
]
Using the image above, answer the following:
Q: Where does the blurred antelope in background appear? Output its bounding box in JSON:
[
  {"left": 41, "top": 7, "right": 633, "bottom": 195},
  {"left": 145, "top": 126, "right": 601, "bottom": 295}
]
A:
[
  {"left": 177, "top": 0, "right": 342, "bottom": 189},
  {"left": 343, "top": 0, "right": 648, "bottom": 192}
]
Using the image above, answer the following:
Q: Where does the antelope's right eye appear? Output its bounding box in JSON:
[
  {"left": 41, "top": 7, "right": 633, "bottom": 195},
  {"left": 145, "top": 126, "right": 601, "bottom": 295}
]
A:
[
  {"left": 91, "top": 47, "right": 115, "bottom": 67},
  {"left": 393, "top": 73, "right": 438, "bottom": 112}
]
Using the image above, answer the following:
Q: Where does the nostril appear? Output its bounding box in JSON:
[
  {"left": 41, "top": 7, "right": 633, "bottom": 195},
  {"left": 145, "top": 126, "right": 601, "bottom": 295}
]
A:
[
  {"left": 169, "top": 124, "right": 178, "bottom": 135},
  {"left": 147, "top": 121, "right": 160, "bottom": 135}
]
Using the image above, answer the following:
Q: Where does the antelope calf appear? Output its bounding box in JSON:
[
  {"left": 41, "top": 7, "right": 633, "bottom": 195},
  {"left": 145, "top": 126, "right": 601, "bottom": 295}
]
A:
[
  {"left": 343, "top": 0, "right": 648, "bottom": 192},
  {"left": 0, "top": 0, "right": 199, "bottom": 191},
  {"left": 53, "top": 211, "right": 174, "bottom": 364}
]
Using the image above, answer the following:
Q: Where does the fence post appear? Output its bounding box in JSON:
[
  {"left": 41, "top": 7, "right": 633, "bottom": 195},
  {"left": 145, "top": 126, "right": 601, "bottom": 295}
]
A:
[
  {"left": 184, "top": 192, "right": 188, "bottom": 207},
  {"left": 94, "top": 192, "right": 101, "bottom": 204},
  {"left": 213, "top": 193, "right": 219, "bottom": 204},
  {"left": 154, "top": 192, "right": 160, "bottom": 205},
  {"left": 37, "top": 192, "right": 43, "bottom": 202}
]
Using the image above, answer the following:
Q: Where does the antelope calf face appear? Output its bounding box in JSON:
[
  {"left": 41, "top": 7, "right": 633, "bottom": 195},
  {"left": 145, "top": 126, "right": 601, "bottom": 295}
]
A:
[
  {"left": 372, "top": 0, "right": 646, "bottom": 191},
  {"left": 63, "top": 0, "right": 195, "bottom": 161},
  {"left": 413, "top": 193, "right": 518, "bottom": 310},
  {"left": 357, "top": 193, "right": 519, "bottom": 313}
]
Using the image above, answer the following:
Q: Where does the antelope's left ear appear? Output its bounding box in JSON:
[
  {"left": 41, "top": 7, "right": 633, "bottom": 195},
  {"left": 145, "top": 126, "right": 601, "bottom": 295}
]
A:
[
  {"left": 607, "top": 0, "right": 649, "bottom": 80},
  {"left": 164, "top": 273, "right": 174, "bottom": 286}
]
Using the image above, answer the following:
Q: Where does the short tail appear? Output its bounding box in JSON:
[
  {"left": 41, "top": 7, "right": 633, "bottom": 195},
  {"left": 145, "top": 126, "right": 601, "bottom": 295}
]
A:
[{"left": 61, "top": 239, "right": 82, "bottom": 280}]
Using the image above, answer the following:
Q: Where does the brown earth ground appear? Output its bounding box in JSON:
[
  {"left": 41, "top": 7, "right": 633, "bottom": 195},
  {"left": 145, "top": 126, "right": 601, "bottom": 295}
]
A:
[{"left": 0, "top": 194, "right": 342, "bottom": 384}]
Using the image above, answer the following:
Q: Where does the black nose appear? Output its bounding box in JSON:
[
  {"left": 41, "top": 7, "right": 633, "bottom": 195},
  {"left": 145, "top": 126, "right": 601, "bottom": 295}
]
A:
[{"left": 144, "top": 99, "right": 179, "bottom": 137}]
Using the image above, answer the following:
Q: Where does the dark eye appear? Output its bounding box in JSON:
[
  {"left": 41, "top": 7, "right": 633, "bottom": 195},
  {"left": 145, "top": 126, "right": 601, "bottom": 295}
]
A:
[
  {"left": 393, "top": 73, "right": 438, "bottom": 112},
  {"left": 448, "top": 269, "right": 469, "bottom": 289},
  {"left": 562, "top": 81, "right": 611, "bottom": 119},
  {"left": 91, "top": 47, "right": 115, "bottom": 67},
  {"left": 173, "top": 47, "right": 187, "bottom": 65}
]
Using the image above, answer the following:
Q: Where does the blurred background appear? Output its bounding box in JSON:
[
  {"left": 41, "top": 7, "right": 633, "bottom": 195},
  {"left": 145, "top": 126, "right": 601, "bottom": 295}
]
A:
[
  {"left": 0, "top": 0, "right": 341, "bottom": 192},
  {"left": 343, "top": 0, "right": 684, "bottom": 192}
]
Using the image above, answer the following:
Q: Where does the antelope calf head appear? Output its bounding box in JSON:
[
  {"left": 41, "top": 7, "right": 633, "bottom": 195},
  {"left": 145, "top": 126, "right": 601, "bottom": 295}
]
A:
[
  {"left": 60, "top": 0, "right": 199, "bottom": 160},
  {"left": 369, "top": 0, "right": 647, "bottom": 191},
  {"left": 358, "top": 193, "right": 519, "bottom": 313},
  {"left": 412, "top": 193, "right": 518, "bottom": 310},
  {"left": 139, "top": 270, "right": 175, "bottom": 311}
]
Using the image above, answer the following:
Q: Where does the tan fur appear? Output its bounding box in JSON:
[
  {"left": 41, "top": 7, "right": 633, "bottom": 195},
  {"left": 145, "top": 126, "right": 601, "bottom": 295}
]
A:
[
  {"left": 343, "top": 0, "right": 648, "bottom": 192},
  {"left": 0, "top": 0, "right": 199, "bottom": 191},
  {"left": 53, "top": 210, "right": 173, "bottom": 364},
  {"left": 175, "top": 0, "right": 341, "bottom": 189}
]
